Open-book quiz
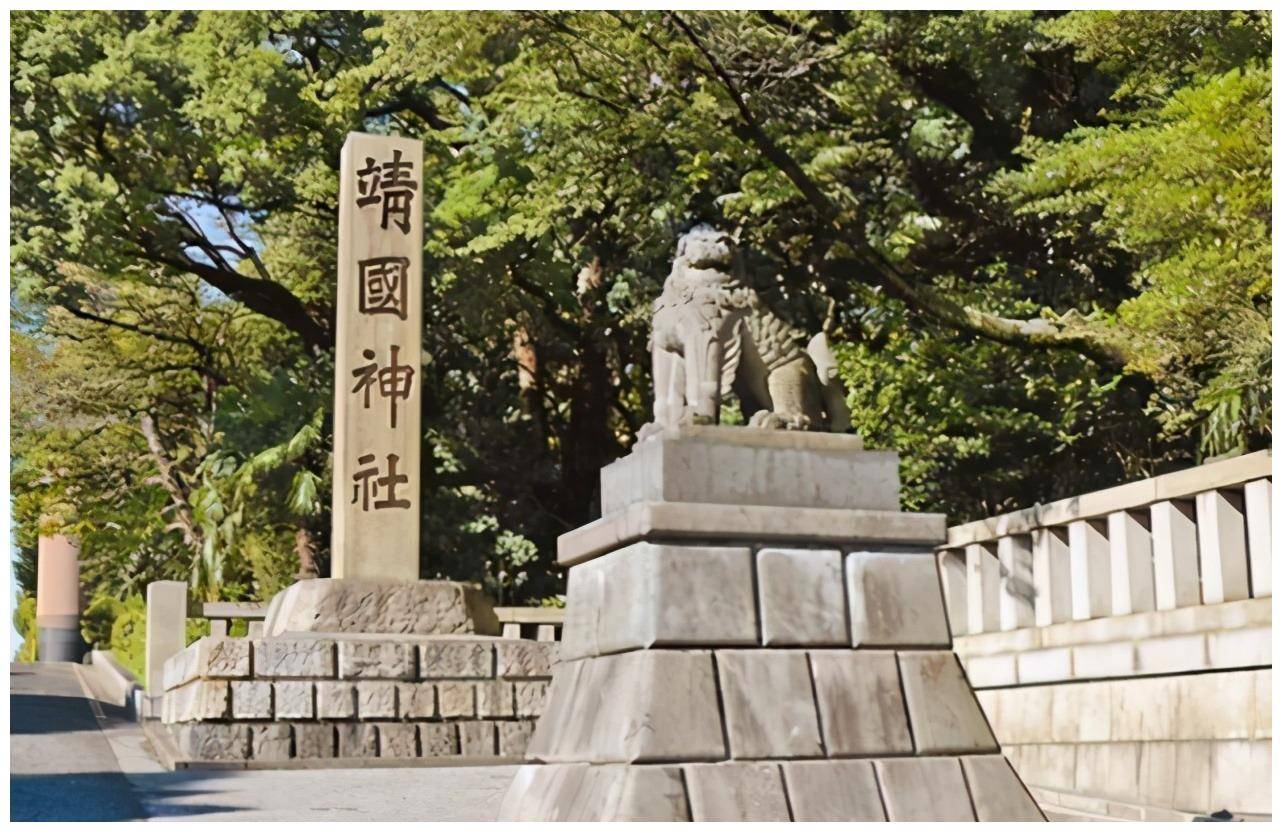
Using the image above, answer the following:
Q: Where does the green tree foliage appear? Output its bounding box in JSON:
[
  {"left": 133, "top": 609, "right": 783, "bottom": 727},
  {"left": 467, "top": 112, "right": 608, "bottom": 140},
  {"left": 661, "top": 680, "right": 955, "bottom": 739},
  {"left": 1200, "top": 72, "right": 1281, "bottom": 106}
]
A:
[
  {"left": 13, "top": 595, "right": 39, "bottom": 661},
  {"left": 10, "top": 11, "right": 1270, "bottom": 605}
]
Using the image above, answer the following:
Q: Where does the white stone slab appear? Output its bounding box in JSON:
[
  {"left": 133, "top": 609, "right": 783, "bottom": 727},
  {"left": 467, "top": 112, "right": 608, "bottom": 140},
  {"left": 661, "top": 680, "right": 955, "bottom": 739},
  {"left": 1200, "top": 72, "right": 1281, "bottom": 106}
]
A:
[
  {"left": 557, "top": 501, "right": 946, "bottom": 566},
  {"left": 756, "top": 548, "right": 846, "bottom": 646},
  {"left": 1150, "top": 500, "right": 1201, "bottom": 610},
  {"left": 1032, "top": 527, "right": 1072, "bottom": 626},
  {"left": 716, "top": 650, "right": 822, "bottom": 759},
  {"left": 809, "top": 650, "right": 911, "bottom": 756},
  {"left": 356, "top": 680, "right": 397, "bottom": 718},
  {"left": 264, "top": 579, "right": 496, "bottom": 637},
  {"left": 683, "top": 762, "right": 790, "bottom": 821},
  {"left": 1108, "top": 509, "right": 1156, "bottom": 616},
  {"left": 557, "top": 542, "right": 756, "bottom": 662},
  {"left": 274, "top": 681, "right": 315, "bottom": 719},
  {"left": 1196, "top": 489, "right": 1250, "bottom": 603},
  {"left": 1068, "top": 519, "right": 1111, "bottom": 620},
  {"left": 781, "top": 760, "right": 886, "bottom": 821},
  {"left": 316, "top": 681, "right": 358, "bottom": 718},
  {"left": 897, "top": 651, "right": 997, "bottom": 753},
  {"left": 847, "top": 552, "right": 951, "bottom": 647},
  {"left": 1017, "top": 647, "right": 1073, "bottom": 685},
  {"left": 875, "top": 757, "right": 976, "bottom": 821},
  {"left": 1243, "top": 478, "right": 1271, "bottom": 597}
]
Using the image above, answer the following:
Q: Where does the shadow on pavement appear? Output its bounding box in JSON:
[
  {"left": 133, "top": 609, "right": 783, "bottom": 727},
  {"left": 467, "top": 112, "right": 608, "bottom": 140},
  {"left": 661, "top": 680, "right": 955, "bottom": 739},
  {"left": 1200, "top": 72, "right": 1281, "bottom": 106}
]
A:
[{"left": 11, "top": 771, "right": 241, "bottom": 821}]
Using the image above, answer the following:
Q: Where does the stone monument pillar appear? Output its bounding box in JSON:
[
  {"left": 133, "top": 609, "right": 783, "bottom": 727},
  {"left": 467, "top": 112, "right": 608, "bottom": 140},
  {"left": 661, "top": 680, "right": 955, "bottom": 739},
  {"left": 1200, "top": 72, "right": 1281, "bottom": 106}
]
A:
[
  {"left": 499, "top": 226, "right": 1043, "bottom": 821},
  {"left": 332, "top": 131, "right": 423, "bottom": 582},
  {"left": 262, "top": 131, "right": 497, "bottom": 639},
  {"left": 36, "top": 534, "right": 87, "bottom": 662}
]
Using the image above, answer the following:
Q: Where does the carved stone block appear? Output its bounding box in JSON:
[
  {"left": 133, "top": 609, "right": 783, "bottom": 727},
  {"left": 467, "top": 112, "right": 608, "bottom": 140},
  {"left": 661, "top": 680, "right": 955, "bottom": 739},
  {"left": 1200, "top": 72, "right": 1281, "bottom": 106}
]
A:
[
  {"left": 254, "top": 638, "right": 335, "bottom": 678},
  {"left": 337, "top": 640, "right": 416, "bottom": 679}
]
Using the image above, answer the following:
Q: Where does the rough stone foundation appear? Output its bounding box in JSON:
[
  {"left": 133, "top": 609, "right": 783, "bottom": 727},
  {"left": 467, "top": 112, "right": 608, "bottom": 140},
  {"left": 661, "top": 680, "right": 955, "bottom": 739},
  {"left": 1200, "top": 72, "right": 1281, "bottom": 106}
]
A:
[{"left": 162, "top": 634, "right": 553, "bottom": 763}]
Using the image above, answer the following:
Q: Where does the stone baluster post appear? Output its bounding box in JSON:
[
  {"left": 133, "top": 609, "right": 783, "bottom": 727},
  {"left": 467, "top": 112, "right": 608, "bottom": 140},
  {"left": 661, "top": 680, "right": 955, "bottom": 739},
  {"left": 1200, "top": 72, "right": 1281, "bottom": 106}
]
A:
[
  {"left": 1031, "top": 528, "right": 1072, "bottom": 627},
  {"left": 965, "top": 543, "right": 999, "bottom": 634},
  {"left": 146, "top": 581, "right": 188, "bottom": 698},
  {"left": 1107, "top": 509, "right": 1156, "bottom": 616},
  {"left": 1067, "top": 519, "right": 1111, "bottom": 620},
  {"left": 1196, "top": 489, "right": 1249, "bottom": 603},
  {"left": 938, "top": 550, "right": 968, "bottom": 637},
  {"left": 996, "top": 535, "right": 1034, "bottom": 631},
  {"left": 1149, "top": 500, "right": 1200, "bottom": 610},
  {"left": 1243, "top": 478, "right": 1271, "bottom": 597}
]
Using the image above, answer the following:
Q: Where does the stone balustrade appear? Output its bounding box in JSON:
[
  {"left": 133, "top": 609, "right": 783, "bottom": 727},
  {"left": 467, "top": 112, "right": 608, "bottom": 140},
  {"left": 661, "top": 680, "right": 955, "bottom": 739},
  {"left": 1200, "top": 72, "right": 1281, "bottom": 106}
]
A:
[
  {"left": 939, "top": 450, "right": 1271, "bottom": 637},
  {"left": 938, "top": 450, "right": 1272, "bottom": 819}
]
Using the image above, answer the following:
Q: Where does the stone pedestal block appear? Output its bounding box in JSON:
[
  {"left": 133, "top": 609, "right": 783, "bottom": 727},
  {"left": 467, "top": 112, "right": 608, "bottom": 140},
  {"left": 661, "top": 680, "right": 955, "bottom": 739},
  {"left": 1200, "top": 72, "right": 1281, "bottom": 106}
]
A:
[
  {"left": 501, "top": 429, "right": 1042, "bottom": 821},
  {"left": 600, "top": 424, "right": 892, "bottom": 515}
]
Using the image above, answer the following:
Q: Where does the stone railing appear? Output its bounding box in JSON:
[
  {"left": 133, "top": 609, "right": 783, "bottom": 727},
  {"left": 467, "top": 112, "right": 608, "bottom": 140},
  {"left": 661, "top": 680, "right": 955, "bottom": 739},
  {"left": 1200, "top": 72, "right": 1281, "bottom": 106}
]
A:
[
  {"left": 201, "top": 601, "right": 266, "bottom": 638},
  {"left": 494, "top": 606, "right": 564, "bottom": 641},
  {"left": 938, "top": 450, "right": 1272, "bottom": 819},
  {"left": 938, "top": 450, "right": 1271, "bottom": 639}
]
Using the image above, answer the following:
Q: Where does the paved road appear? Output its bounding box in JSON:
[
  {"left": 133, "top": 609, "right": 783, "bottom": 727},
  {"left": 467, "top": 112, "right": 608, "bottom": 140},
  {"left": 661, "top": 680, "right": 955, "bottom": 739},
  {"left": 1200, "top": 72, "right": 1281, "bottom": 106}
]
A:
[
  {"left": 11, "top": 662, "right": 148, "bottom": 821},
  {"left": 10, "top": 662, "right": 518, "bottom": 822}
]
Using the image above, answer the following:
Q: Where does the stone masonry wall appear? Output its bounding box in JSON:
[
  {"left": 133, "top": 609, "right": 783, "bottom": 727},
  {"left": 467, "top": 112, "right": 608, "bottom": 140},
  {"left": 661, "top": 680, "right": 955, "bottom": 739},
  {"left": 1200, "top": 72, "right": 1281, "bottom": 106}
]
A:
[{"left": 162, "top": 634, "right": 554, "bottom": 764}]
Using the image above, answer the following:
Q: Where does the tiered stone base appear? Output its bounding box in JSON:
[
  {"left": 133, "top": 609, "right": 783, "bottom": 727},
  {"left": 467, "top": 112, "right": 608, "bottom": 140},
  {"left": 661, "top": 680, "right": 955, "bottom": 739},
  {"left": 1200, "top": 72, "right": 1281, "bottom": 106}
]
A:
[
  {"left": 500, "top": 427, "right": 1045, "bottom": 821},
  {"left": 161, "top": 632, "right": 554, "bottom": 763}
]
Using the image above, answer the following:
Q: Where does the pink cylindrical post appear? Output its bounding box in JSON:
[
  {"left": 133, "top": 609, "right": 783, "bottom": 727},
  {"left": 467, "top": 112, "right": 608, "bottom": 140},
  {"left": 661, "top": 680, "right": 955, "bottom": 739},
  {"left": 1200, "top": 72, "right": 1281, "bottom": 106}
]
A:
[{"left": 36, "top": 534, "right": 86, "bottom": 662}]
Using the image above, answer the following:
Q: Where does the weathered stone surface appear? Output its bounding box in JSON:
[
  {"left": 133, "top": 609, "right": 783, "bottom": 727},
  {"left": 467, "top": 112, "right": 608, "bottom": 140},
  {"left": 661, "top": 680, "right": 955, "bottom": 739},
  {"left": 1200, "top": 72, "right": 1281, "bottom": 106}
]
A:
[
  {"left": 420, "top": 640, "right": 493, "bottom": 678},
  {"left": 960, "top": 755, "right": 1044, "bottom": 820},
  {"left": 263, "top": 578, "right": 499, "bottom": 637},
  {"left": 600, "top": 425, "right": 893, "bottom": 515},
  {"left": 436, "top": 682, "right": 475, "bottom": 718},
  {"left": 396, "top": 682, "right": 436, "bottom": 718},
  {"left": 514, "top": 680, "right": 549, "bottom": 717},
  {"left": 477, "top": 681, "right": 515, "bottom": 717},
  {"left": 273, "top": 682, "right": 314, "bottom": 720},
  {"left": 378, "top": 722, "right": 418, "bottom": 758},
  {"left": 230, "top": 680, "right": 273, "bottom": 719},
  {"left": 165, "top": 637, "right": 252, "bottom": 690},
  {"left": 293, "top": 723, "right": 335, "bottom": 759},
  {"left": 558, "top": 542, "right": 756, "bottom": 661},
  {"left": 558, "top": 502, "right": 946, "bottom": 567},
  {"left": 337, "top": 640, "right": 416, "bottom": 679},
  {"left": 495, "top": 641, "right": 557, "bottom": 678},
  {"left": 527, "top": 650, "right": 725, "bottom": 764},
  {"left": 809, "top": 650, "right": 911, "bottom": 755},
  {"left": 997, "top": 535, "right": 1036, "bottom": 631},
  {"left": 755, "top": 548, "right": 846, "bottom": 646},
  {"left": 875, "top": 757, "right": 975, "bottom": 821},
  {"left": 1196, "top": 489, "right": 1250, "bottom": 604},
  {"left": 251, "top": 724, "right": 292, "bottom": 761},
  {"left": 897, "top": 651, "right": 997, "bottom": 753},
  {"left": 683, "top": 762, "right": 790, "bottom": 821},
  {"left": 356, "top": 680, "right": 397, "bottom": 719},
  {"left": 459, "top": 721, "right": 496, "bottom": 756},
  {"left": 847, "top": 552, "right": 951, "bottom": 647},
  {"left": 781, "top": 760, "right": 886, "bottom": 821},
  {"left": 316, "top": 681, "right": 357, "bottom": 719},
  {"left": 419, "top": 723, "right": 458, "bottom": 757},
  {"left": 500, "top": 764, "right": 690, "bottom": 822},
  {"left": 165, "top": 680, "right": 229, "bottom": 722},
  {"left": 498, "top": 720, "right": 535, "bottom": 757},
  {"left": 716, "top": 650, "right": 822, "bottom": 759},
  {"left": 1151, "top": 500, "right": 1201, "bottom": 610},
  {"left": 254, "top": 638, "right": 336, "bottom": 678},
  {"left": 336, "top": 723, "right": 378, "bottom": 758},
  {"left": 175, "top": 723, "right": 249, "bottom": 761}
]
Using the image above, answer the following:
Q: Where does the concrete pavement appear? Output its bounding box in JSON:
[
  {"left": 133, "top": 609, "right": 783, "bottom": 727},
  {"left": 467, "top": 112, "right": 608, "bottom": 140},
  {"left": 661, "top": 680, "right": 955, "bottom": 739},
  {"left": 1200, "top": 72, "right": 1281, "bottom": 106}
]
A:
[{"left": 10, "top": 662, "right": 519, "bottom": 821}]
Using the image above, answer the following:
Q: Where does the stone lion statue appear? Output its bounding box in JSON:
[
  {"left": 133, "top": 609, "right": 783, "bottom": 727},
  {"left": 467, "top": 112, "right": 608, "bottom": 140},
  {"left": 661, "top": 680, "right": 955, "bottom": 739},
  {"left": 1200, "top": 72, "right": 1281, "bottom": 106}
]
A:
[{"left": 640, "top": 224, "right": 852, "bottom": 438}]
